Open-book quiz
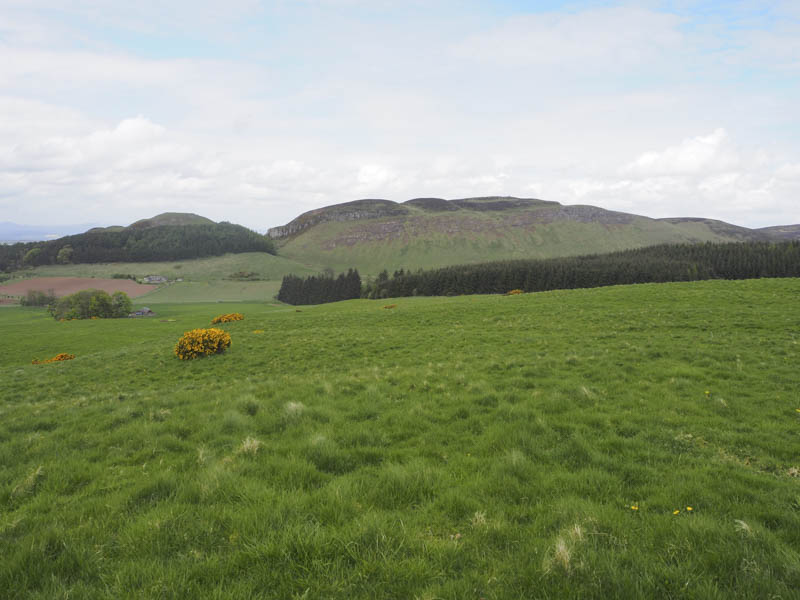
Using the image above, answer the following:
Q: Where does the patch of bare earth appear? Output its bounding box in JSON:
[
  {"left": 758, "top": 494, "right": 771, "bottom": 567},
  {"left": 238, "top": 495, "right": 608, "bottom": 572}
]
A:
[{"left": 0, "top": 277, "right": 158, "bottom": 299}]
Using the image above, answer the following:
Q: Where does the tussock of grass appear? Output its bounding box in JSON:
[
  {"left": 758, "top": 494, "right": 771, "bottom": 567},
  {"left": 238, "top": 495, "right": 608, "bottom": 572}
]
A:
[
  {"left": 236, "top": 436, "right": 262, "bottom": 456},
  {"left": 11, "top": 465, "right": 44, "bottom": 498}
]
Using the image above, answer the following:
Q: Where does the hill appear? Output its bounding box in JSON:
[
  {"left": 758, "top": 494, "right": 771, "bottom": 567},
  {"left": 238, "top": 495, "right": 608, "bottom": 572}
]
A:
[
  {"left": 0, "top": 215, "right": 275, "bottom": 271},
  {"left": 269, "top": 197, "right": 799, "bottom": 274},
  {"left": 1, "top": 278, "right": 799, "bottom": 597},
  {"left": 129, "top": 212, "right": 216, "bottom": 229}
]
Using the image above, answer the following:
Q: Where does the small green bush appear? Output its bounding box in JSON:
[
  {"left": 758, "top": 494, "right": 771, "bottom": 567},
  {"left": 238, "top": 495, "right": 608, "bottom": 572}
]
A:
[
  {"left": 21, "top": 289, "right": 56, "bottom": 307},
  {"left": 49, "top": 289, "right": 132, "bottom": 320}
]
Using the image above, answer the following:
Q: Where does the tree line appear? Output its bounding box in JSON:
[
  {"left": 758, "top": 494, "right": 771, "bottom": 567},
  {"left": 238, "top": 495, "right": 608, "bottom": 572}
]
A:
[
  {"left": 0, "top": 223, "right": 276, "bottom": 271},
  {"left": 277, "top": 269, "right": 362, "bottom": 305},
  {"left": 362, "top": 241, "right": 800, "bottom": 299}
]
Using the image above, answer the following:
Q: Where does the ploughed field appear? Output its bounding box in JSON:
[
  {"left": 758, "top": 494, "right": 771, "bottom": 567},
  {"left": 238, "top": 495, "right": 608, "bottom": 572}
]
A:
[
  {"left": 1, "top": 279, "right": 799, "bottom": 599},
  {"left": 0, "top": 277, "right": 157, "bottom": 299}
]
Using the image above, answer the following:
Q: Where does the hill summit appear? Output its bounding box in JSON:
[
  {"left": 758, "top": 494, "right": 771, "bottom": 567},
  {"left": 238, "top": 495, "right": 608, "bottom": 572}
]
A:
[
  {"left": 268, "top": 196, "right": 800, "bottom": 275},
  {"left": 129, "top": 212, "right": 215, "bottom": 229}
]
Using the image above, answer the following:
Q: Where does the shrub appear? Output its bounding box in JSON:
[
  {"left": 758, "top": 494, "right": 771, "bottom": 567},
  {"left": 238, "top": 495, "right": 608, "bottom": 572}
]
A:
[
  {"left": 505, "top": 289, "right": 524, "bottom": 295},
  {"left": 49, "top": 289, "right": 132, "bottom": 320},
  {"left": 174, "top": 328, "right": 232, "bottom": 360},
  {"left": 211, "top": 313, "right": 244, "bottom": 324},
  {"left": 32, "top": 353, "right": 75, "bottom": 365},
  {"left": 228, "top": 271, "right": 259, "bottom": 280},
  {"left": 21, "top": 289, "right": 56, "bottom": 307}
]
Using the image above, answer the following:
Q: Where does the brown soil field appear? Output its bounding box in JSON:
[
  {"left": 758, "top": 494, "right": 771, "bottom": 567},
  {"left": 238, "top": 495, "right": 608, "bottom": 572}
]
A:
[{"left": 0, "top": 277, "right": 158, "bottom": 299}]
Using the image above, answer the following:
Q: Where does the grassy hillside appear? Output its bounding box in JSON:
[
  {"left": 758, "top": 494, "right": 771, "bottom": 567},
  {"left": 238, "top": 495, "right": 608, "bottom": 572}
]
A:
[
  {"left": 2, "top": 279, "right": 799, "bottom": 598},
  {"left": 274, "top": 199, "right": 766, "bottom": 275},
  {"left": 141, "top": 280, "right": 283, "bottom": 303},
  {"left": 9, "top": 252, "right": 316, "bottom": 283}
]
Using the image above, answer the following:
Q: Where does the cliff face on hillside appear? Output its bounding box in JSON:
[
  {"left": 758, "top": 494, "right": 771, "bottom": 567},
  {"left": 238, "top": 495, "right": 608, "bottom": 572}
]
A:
[
  {"left": 268, "top": 199, "right": 409, "bottom": 239},
  {"left": 267, "top": 197, "right": 560, "bottom": 239}
]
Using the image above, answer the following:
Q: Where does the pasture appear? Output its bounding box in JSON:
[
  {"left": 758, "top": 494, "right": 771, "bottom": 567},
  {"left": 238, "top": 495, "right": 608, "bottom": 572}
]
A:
[{"left": 1, "top": 279, "right": 799, "bottom": 598}]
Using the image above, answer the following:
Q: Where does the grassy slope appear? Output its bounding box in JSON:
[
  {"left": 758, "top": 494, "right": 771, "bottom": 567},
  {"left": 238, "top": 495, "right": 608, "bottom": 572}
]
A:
[
  {"left": 140, "top": 280, "right": 283, "bottom": 303},
  {"left": 278, "top": 208, "right": 738, "bottom": 275},
  {"left": 9, "top": 252, "right": 316, "bottom": 282},
  {"left": 3, "top": 252, "right": 305, "bottom": 303},
  {"left": 2, "top": 279, "right": 799, "bottom": 598}
]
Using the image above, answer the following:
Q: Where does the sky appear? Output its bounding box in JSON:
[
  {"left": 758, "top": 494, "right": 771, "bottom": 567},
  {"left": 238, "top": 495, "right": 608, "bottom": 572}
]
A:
[{"left": 1, "top": 0, "right": 798, "bottom": 230}]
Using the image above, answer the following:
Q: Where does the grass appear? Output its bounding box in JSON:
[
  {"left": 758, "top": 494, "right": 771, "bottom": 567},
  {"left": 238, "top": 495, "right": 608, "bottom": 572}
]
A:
[
  {"left": 277, "top": 212, "right": 737, "bottom": 275},
  {"left": 1, "top": 279, "right": 799, "bottom": 598},
  {"left": 7, "top": 252, "right": 317, "bottom": 282},
  {"left": 141, "top": 280, "right": 283, "bottom": 303}
]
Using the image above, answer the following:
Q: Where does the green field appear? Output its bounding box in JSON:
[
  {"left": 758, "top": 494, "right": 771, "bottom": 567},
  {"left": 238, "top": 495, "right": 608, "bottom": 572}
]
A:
[
  {"left": 141, "top": 280, "right": 283, "bottom": 303},
  {"left": 10, "top": 252, "right": 317, "bottom": 282},
  {"left": 2, "top": 279, "right": 799, "bottom": 598}
]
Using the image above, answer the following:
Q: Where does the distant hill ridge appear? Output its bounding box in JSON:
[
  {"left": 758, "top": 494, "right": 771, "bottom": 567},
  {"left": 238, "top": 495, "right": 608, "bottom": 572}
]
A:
[
  {"left": 268, "top": 197, "right": 565, "bottom": 239},
  {"left": 0, "top": 213, "right": 274, "bottom": 271},
  {"left": 269, "top": 196, "right": 800, "bottom": 275},
  {"left": 87, "top": 212, "right": 214, "bottom": 234}
]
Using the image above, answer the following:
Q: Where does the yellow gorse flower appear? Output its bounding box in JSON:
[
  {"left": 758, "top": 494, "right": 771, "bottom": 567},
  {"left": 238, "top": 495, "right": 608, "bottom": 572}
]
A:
[
  {"left": 174, "top": 328, "right": 232, "bottom": 360},
  {"left": 32, "top": 352, "right": 76, "bottom": 365},
  {"left": 211, "top": 313, "right": 244, "bottom": 324}
]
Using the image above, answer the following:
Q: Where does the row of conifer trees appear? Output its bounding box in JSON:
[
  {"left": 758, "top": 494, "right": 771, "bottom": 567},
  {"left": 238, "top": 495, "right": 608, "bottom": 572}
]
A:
[
  {"left": 363, "top": 241, "right": 800, "bottom": 299},
  {"left": 280, "top": 241, "right": 800, "bottom": 304},
  {"left": 277, "top": 269, "right": 362, "bottom": 305}
]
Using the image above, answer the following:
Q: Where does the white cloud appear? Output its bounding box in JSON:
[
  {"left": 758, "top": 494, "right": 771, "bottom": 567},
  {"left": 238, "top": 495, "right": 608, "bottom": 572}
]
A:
[
  {"left": 0, "top": 2, "right": 798, "bottom": 230},
  {"left": 623, "top": 129, "right": 741, "bottom": 177},
  {"left": 356, "top": 165, "right": 396, "bottom": 192},
  {"left": 536, "top": 129, "right": 800, "bottom": 226},
  {"left": 451, "top": 7, "right": 685, "bottom": 70}
]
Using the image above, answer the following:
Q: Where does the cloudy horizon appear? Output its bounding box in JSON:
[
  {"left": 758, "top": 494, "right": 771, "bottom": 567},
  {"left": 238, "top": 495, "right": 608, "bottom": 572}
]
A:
[{"left": 1, "top": 0, "right": 798, "bottom": 230}]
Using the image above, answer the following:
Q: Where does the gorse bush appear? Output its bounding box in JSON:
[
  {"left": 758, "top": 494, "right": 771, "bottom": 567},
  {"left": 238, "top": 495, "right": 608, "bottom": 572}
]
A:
[
  {"left": 32, "top": 353, "right": 75, "bottom": 365},
  {"left": 211, "top": 313, "right": 244, "bottom": 324},
  {"left": 174, "top": 328, "right": 232, "bottom": 360}
]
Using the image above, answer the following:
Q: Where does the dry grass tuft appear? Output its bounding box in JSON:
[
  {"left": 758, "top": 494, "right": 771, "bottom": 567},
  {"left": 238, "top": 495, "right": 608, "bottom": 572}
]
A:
[
  {"left": 569, "top": 524, "right": 584, "bottom": 542},
  {"left": 553, "top": 537, "right": 571, "bottom": 571},
  {"left": 284, "top": 401, "right": 306, "bottom": 419},
  {"left": 237, "top": 436, "right": 262, "bottom": 456},
  {"left": 734, "top": 519, "right": 753, "bottom": 536},
  {"left": 12, "top": 465, "right": 44, "bottom": 498},
  {"left": 471, "top": 510, "right": 487, "bottom": 527}
]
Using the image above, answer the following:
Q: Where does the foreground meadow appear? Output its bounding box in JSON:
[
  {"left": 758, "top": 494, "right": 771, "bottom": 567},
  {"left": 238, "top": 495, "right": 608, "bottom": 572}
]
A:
[{"left": 1, "top": 279, "right": 799, "bottom": 598}]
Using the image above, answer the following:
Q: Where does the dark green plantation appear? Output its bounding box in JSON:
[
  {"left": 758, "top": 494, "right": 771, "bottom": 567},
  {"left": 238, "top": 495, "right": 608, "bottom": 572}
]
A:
[{"left": 1, "top": 279, "right": 799, "bottom": 598}]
